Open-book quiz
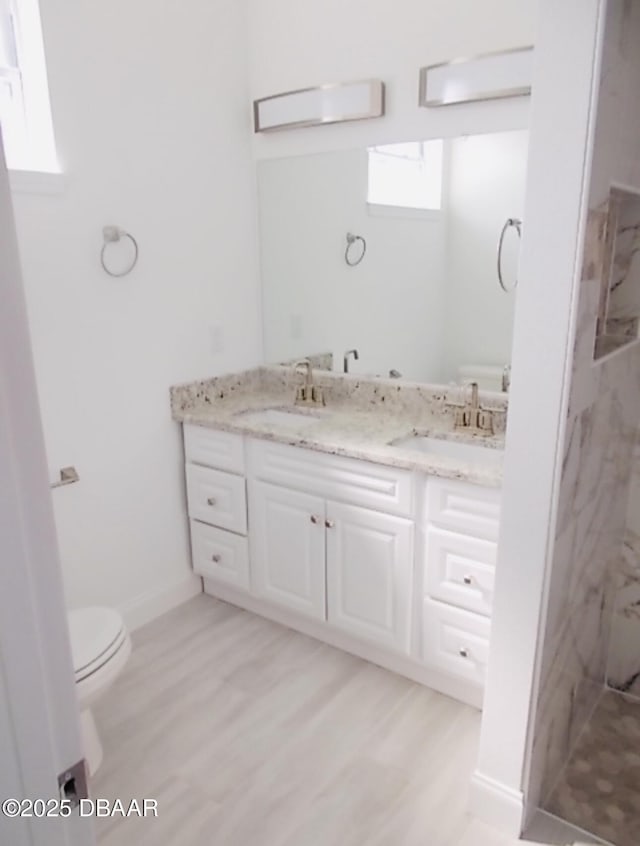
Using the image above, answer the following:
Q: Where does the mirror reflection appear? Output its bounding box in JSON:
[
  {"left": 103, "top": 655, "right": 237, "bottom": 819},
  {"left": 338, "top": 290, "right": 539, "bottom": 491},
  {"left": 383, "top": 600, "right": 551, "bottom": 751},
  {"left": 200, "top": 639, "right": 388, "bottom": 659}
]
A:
[{"left": 258, "top": 129, "right": 529, "bottom": 389}]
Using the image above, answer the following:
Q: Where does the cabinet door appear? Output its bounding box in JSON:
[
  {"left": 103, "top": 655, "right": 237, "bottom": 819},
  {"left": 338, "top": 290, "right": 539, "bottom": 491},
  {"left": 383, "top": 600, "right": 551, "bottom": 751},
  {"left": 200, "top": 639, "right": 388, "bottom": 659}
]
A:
[
  {"left": 326, "top": 502, "right": 414, "bottom": 654},
  {"left": 249, "top": 481, "right": 326, "bottom": 620}
]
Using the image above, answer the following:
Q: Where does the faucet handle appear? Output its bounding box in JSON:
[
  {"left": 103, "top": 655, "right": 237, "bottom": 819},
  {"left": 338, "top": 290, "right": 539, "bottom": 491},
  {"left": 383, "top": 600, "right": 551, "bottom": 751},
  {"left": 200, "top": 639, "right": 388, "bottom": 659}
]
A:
[
  {"left": 311, "top": 385, "right": 325, "bottom": 406},
  {"left": 477, "top": 410, "right": 494, "bottom": 433},
  {"left": 472, "top": 405, "right": 496, "bottom": 434}
]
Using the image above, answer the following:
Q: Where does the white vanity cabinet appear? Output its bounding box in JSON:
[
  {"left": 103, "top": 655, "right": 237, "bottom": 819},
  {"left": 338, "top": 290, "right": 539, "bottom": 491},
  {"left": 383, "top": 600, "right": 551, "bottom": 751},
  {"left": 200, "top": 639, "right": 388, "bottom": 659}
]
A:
[
  {"left": 419, "top": 476, "right": 500, "bottom": 686},
  {"left": 248, "top": 441, "right": 415, "bottom": 655},
  {"left": 184, "top": 425, "right": 250, "bottom": 590},
  {"left": 180, "top": 423, "right": 502, "bottom": 708}
]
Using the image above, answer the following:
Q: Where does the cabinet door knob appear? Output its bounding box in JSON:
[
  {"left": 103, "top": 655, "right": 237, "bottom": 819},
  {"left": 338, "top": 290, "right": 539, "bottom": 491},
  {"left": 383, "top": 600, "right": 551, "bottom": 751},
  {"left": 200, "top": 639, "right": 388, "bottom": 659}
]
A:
[
  {"left": 207, "top": 497, "right": 217, "bottom": 506},
  {"left": 463, "top": 575, "right": 473, "bottom": 585},
  {"left": 325, "top": 519, "right": 335, "bottom": 529},
  {"left": 459, "top": 647, "right": 469, "bottom": 659},
  {"left": 211, "top": 553, "right": 222, "bottom": 563},
  {"left": 310, "top": 515, "right": 319, "bottom": 524}
]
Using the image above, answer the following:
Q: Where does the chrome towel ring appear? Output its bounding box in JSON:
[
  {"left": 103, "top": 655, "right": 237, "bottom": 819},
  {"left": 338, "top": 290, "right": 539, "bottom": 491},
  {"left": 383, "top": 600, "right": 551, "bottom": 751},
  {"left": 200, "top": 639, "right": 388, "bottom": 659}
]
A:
[
  {"left": 101, "top": 225, "right": 139, "bottom": 278},
  {"left": 497, "top": 217, "right": 522, "bottom": 293},
  {"left": 345, "top": 232, "right": 366, "bottom": 267}
]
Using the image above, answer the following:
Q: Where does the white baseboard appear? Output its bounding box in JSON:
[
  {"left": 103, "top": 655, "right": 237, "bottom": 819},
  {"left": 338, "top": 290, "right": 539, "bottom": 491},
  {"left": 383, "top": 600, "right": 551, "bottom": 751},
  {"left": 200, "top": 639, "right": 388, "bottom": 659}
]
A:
[
  {"left": 120, "top": 574, "right": 202, "bottom": 632},
  {"left": 469, "top": 771, "right": 525, "bottom": 836}
]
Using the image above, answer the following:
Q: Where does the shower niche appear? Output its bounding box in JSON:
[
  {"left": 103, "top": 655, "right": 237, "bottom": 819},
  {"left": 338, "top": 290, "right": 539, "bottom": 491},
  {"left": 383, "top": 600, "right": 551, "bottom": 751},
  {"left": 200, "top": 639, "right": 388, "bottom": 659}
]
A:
[{"left": 594, "top": 185, "right": 640, "bottom": 359}]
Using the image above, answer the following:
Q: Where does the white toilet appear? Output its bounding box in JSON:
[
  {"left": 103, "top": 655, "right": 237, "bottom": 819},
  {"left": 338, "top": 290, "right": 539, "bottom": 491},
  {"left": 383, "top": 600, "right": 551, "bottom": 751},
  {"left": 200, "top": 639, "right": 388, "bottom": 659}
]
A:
[{"left": 67, "top": 606, "right": 131, "bottom": 776}]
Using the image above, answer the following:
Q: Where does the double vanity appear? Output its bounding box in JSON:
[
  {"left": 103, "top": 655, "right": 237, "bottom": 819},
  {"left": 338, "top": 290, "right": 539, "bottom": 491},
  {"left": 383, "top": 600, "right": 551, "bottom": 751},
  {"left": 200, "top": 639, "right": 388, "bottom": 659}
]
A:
[{"left": 171, "top": 364, "right": 507, "bottom": 709}]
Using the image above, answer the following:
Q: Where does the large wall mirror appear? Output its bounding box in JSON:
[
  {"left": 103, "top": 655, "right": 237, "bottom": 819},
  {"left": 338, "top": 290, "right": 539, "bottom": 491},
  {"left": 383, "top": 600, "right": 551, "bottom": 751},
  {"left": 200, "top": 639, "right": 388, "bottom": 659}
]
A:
[{"left": 257, "top": 129, "right": 529, "bottom": 389}]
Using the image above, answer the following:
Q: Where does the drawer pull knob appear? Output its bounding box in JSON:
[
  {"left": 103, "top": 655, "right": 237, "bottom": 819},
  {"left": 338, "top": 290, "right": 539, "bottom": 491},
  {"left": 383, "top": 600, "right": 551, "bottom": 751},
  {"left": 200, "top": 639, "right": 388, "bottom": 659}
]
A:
[
  {"left": 211, "top": 554, "right": 222, "bottom": 563},
  {"left": 463, "top": 575, "right": 473, "bottom": 585},
  {"left": 459, "top": 647, "right": 469, "bottom": 659},
  {"left": 207, "top": 497, "right": 217, "bottom": 506},
  {"left": 325, "top": 519, "right": 335, "bottom": 529},
  {"left": 310, "top": 515, "right": 319, "bottom": 524}
]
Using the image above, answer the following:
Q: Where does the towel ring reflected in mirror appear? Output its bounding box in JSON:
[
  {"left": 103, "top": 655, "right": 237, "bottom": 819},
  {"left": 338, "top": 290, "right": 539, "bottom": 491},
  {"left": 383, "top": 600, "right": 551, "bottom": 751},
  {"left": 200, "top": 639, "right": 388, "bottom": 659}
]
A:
[
  {"left": 345, "top": 232, "right": 367, "bottom": 267},
  {"left": 497, "top": 217, "right": 522, "bottom": 292}
]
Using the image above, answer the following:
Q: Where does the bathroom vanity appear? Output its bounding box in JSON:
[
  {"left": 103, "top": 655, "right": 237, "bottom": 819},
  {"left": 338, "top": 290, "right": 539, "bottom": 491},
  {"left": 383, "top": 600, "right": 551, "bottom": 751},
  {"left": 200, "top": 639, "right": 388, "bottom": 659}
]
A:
[{"left": 171, "top": 366, "right": 506, "bottom": 709}]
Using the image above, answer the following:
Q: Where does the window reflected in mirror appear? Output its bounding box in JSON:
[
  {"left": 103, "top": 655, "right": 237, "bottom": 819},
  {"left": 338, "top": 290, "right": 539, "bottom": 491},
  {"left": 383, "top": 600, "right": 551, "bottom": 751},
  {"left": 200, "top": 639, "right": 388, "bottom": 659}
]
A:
[{"left": 367, "top": 140, "right": 444, "bottom": 212}]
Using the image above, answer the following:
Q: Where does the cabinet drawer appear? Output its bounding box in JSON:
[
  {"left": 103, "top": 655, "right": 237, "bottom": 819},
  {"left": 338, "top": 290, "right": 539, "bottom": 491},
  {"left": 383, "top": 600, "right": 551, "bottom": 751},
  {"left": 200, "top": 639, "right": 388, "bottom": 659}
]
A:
[
  {"left": 422, "top": 599, "right": 490, "bottom": 686},
  {"left": 247, "top": 438, "right": 413, "bottom": 518},
  {"left": 186, "top": 464, "right": 247, "bottom": 534},
  {"left": 184, "top": 424, "right": 245, "bottom": 474},
  {"left": 425, "top": 527, "right": 496, "bottom": 617},
  {"left": 190, "top": 520, "right": 249, "bottom": 589},
  {"left": 424, "top": 476, "right": 501, "bottom": 541}
]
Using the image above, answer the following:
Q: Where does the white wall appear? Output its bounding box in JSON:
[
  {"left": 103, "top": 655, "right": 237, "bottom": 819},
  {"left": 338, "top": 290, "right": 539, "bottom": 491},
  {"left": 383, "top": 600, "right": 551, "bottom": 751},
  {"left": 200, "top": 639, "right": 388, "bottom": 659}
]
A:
[
  {"left": 442, "top": 131, "right": 529, "bottom": 381},
  {"left": 258, "top": 148, "right": 447, "bottom": 381},
  {"left": 11, "top": 0, "right": 262, "bottom": 624},
  {"left": 248, "top": 0, "right": 536, "bottom": 159},
  {"left": 471, "top": 0, "right": 602, "bottom": 832}
]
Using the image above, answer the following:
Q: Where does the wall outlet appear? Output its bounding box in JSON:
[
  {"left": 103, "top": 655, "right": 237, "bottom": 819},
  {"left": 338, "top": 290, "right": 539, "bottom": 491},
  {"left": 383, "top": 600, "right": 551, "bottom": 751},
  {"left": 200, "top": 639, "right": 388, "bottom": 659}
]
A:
[{"left": 209, "top": 324, "right": 224, "bottom": 355}]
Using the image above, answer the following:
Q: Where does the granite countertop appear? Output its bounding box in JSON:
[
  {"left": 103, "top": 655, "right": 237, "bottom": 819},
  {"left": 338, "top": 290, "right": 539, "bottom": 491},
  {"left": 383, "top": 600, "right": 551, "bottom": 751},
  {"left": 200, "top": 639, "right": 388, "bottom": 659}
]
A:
[{"left": 170, "top": 366, "right": 507, "bottom": 488}]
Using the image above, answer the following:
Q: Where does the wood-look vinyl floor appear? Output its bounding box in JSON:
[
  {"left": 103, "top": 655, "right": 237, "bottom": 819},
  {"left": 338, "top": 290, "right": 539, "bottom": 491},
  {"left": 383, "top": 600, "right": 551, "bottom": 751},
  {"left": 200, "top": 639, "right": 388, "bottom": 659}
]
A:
[{"left": 92, "top": 594, "right": 606, "bottom": 846}]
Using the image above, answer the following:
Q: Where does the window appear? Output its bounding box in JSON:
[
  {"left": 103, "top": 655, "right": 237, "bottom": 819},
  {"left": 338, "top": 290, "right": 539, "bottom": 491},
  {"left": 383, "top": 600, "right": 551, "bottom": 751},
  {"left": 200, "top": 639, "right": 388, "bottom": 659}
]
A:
[
  {"left": 367, "top": 140, "right": 443, "bottom": 212},
  {"left": 0, "top": 0, "right": 57, "bottom": 172}
]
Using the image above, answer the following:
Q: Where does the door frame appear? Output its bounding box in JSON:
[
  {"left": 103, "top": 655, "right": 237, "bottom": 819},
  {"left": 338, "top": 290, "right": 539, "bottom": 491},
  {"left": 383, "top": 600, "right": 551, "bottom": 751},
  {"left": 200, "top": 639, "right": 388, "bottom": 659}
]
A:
[{"left": 0, "top": 140, "right": 94, "bottom": 846}]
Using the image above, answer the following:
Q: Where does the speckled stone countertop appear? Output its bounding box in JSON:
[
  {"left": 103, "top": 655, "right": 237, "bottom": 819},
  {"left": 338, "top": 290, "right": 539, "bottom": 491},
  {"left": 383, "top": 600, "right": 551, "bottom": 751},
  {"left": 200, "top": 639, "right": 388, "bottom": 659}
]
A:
[{"left": 170, "top": 366, "right": 508, "bottom": 487}]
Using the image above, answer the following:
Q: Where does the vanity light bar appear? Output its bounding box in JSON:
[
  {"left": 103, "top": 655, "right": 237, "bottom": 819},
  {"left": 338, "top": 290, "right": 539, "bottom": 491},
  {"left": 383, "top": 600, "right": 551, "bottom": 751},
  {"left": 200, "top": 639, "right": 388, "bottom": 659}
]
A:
[
  {"left": 253, "top": 79, "right": 385, "bottom": 133},
  {"left": 419, "top": 46, "right": 534, "bottom": 108}
]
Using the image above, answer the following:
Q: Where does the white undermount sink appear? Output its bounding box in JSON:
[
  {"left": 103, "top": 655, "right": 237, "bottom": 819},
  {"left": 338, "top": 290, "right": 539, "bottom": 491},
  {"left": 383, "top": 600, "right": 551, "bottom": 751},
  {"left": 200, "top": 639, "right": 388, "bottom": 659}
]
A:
[
  {"left": 391, "top": 434, "right": 504, "bottom": 467},
  {"left": 234, "top": 407, "right": 325, "bottom": 428}
]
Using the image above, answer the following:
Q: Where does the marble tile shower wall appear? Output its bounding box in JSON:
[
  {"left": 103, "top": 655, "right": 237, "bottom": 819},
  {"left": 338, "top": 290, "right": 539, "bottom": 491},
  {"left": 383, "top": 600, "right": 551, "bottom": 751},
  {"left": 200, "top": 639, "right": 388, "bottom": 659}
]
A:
[
  {"left": 608, "top": 439, "right": 640, "bottom": 698},
  {"left": 528, "top": 0, "right": 640, "bottom": 810},
  {"left": 531, "top": 331, "right": 640, "bottom": 807}
]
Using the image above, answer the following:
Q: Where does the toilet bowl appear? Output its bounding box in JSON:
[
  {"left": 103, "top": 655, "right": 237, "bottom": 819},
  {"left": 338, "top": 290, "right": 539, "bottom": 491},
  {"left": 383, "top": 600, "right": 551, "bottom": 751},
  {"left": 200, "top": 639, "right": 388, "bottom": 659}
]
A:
[{"left": 67, "top": 606, "right": 131, "bottom": 776}]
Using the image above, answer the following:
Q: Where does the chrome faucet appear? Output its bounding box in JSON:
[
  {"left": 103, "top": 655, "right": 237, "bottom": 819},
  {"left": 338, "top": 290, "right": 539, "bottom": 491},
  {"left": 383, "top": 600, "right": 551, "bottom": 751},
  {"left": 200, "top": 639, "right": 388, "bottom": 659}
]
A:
[
  {"left": 293, "top": 359, "right": 325, "bottom": 406},
  {"left": 343, "top": 348, "right": 359, "bottom": 373},
  {"left": 445, "top": 381, "right": 495, "bottom": 434}
]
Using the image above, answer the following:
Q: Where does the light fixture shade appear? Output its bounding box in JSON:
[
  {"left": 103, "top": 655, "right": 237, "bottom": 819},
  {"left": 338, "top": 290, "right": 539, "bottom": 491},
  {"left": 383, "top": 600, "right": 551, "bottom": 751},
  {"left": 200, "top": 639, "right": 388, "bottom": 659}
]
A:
[
  {"left": 253, "top": 80, "right": 385, "bottom": 133},
  {"left": 419, "top": 47, "right": 534, "bottom": 108}
]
